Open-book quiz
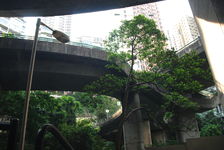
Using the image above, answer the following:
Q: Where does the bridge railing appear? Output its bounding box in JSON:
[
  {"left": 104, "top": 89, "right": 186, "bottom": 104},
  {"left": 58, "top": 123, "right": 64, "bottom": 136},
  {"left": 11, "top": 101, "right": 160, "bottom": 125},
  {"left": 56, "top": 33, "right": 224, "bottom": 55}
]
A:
[
  {"left": 0, "top": 33, "right": 105, "bottom": 50},
  {"left": 176, "top": 37, "right": 203, "bottom": 56},
  {"left": 0, "top": 117, "right": 19, "bottom": 150}
]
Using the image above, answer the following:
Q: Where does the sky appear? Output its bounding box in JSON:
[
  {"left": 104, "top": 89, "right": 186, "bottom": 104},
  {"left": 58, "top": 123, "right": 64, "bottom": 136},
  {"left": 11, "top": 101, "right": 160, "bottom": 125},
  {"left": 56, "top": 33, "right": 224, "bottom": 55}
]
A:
[
  {"left": 70, "top": 9, "right": 128, "bottom": 38},
  {"left": 24, "top": 0, "right": 193, "bottom": 41},
  {"left": 158, "top": 0, "right": 193, "bottom": 31}
]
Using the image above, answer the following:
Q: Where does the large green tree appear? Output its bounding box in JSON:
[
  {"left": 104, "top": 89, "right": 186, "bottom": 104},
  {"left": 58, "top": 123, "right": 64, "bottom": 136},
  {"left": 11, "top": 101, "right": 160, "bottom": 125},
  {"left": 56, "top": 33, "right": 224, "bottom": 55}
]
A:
[
  {"left": 86, "top": 15, "right": 167, "bottom": 149},
  {"left": 85, "top": 15, "right": 212, "bottom": 148},
  {"left": 87, "top": 14, "right": 167, "bottom": 111}
]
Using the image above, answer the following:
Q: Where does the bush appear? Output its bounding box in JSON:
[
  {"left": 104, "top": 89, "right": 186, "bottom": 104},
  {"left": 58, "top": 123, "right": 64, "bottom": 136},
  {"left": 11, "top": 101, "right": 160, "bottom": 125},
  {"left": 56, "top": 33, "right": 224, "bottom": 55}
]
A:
[
  {"left": 200, "top": 124, "right": 222, "bottom": 137},
  {"left": 44, "top": 120, "right": 115, "bottom": 150}
]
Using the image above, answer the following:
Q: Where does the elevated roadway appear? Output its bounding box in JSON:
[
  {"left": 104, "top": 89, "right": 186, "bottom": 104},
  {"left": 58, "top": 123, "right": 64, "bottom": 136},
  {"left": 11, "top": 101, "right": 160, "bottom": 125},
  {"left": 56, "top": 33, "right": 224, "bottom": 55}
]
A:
[
  {"left": 0, "top": 0, "right": 163, "bottom": 17},
  {"left": 0, "top": 37, "right": 123, "bottom": 91}
]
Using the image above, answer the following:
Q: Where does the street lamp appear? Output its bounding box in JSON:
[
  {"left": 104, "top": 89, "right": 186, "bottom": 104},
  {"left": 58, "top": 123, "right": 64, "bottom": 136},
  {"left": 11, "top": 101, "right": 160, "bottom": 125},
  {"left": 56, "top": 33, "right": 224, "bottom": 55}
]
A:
[
  {"left": 19, "top": 18, "right": 70, "bottom": 150},
  {"left": 117, "top": 101, "right": 121, "bottom": 106},
  {"left": 40, "top": 21, "right": 70, "bottom": 43},
  {"left": 105, "top": 109, "right": 110, "bottom": 119}
]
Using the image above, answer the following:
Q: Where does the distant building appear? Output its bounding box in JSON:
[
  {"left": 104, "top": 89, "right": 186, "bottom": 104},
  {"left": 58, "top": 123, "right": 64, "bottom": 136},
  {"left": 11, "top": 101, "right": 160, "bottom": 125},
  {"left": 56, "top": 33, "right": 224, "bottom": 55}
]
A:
[
  {"left": 132, "top": 2, "right": 163, "bottom": 31},
  {"left": 75, "top": 36, "right": 104, "bottom": 47},
  {"left": 114, "top": 7, "right": 134, "bottom": 21},
  {"left": 171, "top": 16, "right": 200, "bottom": 50},
  {"left": 0, "top": 17, "right": 26, "bottom": 34},
  {"left": 41, "top": 15, "right": 72, "bottom": 38}
]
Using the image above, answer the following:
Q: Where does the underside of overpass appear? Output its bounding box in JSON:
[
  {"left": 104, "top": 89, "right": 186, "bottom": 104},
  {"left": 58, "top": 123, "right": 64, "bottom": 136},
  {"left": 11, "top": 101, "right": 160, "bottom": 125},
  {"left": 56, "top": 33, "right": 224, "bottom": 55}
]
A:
[
  {"left": 0, "top": 0, "right": 223, "bottom": 24},
  {"left": 0, "top": 0, "right": 164, "bottom": 17},
  {"left": 0, "top": 37, "right": 126, "bottom": 93}
]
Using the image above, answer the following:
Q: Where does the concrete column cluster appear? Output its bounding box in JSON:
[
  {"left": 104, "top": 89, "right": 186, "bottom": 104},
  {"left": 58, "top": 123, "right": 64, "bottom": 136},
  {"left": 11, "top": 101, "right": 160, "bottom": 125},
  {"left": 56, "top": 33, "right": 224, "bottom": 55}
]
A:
[
  {"left": 122, "top": 94, "right": 201, "bottom": 150},
  {"left": 188, "top": 0, "right": 224, "bottom": 106},
  {"left": 176, "top": 112, "right": 200, "bottom": 143}
]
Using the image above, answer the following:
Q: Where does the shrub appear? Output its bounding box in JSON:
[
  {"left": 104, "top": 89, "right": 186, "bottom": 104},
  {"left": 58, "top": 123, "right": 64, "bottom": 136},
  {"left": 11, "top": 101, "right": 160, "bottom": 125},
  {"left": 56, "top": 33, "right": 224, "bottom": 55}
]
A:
[{"left": 200, "top": 124, "right": 222, "bottom": 137}]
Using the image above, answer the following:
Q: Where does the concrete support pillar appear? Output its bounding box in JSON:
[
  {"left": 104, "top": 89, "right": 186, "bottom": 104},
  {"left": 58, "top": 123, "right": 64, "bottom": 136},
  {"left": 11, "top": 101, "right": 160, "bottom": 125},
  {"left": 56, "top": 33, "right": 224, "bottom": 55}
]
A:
[
  {"left": 152, "top": 130, "right": 167, "bottom": 144},
  {"left": 176, "top": 112, "right": 200, "bottom": 143},
  {"left": 142, "top": 121, "right": 152, "bottom": 148},
  {"left": 188, "top": 0, "right": 224, "bottom": 105},
  {"left": 123, "top": 93, "right": 145, "bottom": 150}
]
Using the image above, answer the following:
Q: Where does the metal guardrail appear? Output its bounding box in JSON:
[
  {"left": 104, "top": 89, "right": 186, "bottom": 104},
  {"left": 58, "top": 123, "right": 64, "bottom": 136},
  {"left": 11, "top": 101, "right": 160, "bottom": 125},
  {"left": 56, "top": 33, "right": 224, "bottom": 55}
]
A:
[
  {"left": 0, "top": 118, "right": 19, "bottom": 150},
  {"left": 0, "top": 33, "right": 105, "bottom": 50},
  {"left": 176, "top": 37, "right": 202, "bottom": 57},
  {"left": 177, "top": 37, "right": 201, "bottom": 52},
  {"left": 35, "top": 124, "right": 74, "bottom": 150}
]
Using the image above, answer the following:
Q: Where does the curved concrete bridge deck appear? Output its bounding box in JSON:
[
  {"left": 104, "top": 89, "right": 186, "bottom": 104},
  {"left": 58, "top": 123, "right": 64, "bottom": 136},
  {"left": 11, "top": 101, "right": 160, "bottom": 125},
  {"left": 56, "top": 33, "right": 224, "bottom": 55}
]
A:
[
  {"left": 0, "top": 0, "right": 163, "bottom": 17},
  {"left": 0, "top": 37, "right": 125, "bottom": 91}
]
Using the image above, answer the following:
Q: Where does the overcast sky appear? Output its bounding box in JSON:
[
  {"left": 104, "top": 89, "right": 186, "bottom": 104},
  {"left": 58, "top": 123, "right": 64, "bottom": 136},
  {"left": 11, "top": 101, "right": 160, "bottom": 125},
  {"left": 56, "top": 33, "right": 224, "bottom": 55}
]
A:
[
  {"left": 158, "top": 0, "right": 193, "bottom": 31},
  {"left": 24, "top": 0, "right": 193, "bottom": 41}
]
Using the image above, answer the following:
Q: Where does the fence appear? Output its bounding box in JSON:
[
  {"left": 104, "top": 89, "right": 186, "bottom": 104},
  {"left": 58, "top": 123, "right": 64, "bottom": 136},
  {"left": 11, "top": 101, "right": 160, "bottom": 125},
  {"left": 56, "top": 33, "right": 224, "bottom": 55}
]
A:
[{"left": 0, "top": 33, "right": 105, "bottom": 50}]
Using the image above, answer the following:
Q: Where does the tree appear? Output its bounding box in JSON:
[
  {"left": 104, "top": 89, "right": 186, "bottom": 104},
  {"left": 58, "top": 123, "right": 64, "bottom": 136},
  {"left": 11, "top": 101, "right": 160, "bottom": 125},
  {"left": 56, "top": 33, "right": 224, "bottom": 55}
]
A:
[
  {"left": 138, "top": 50, "right": 212, "bottom": 121},
  {"left": 86, "top": 15, "right": 167, "bottom": 149},
  {"left": 44, "top": 120, "right": 115, "bottom": 150},
  {"left": 197, "top": 110, "right": 224, "bottom": 137},
  {"left": 0, "top": 91, "right": 82, "bottom": 145},
  {"left": 0, "top": 91, "right": 56, "bottom": 144},
  {"left": 89, "top": 14, "right": 167, "bottom": 110},
  {"left": 85, "top": 15, "right": 212, "bottom": 148},
  {"left": 73, "top": 92, "right": 121, "bottom": 122}
]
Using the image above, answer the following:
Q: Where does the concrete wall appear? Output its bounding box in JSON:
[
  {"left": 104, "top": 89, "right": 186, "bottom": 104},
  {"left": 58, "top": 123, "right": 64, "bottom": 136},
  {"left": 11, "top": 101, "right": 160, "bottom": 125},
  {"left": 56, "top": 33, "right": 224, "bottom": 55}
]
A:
[
  {"left": 149, "top": 145, "right": 186, "bottom": 150},
  {"left": 186, "top": 136, "right": 224, "bottom": 150},
  {"left": 147, "top": 136, "right": 224, "bottom": 150}
]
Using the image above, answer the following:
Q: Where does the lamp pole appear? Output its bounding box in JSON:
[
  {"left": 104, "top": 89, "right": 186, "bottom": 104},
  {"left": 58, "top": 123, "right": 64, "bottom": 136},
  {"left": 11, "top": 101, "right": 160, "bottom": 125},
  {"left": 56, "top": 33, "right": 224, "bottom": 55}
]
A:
[
  {"left": 19, "top": 18, "right": 41, "bottom": 150},
  {"left": 18, "top": 18, "right": 69, "bottom": 150}
]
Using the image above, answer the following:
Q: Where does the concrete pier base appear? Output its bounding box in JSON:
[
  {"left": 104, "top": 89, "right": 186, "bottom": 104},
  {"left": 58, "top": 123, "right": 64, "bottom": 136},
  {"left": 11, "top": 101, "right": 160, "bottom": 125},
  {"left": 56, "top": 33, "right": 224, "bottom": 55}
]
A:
[
  {"left": 123, "top": 93, "right": 145, "bottom": 150},
  {"left": 142, "top": 121, "right": 152, "bottom": 148},
  {"left": 176, "top": 112, "right": 200, "bottom": 143}
]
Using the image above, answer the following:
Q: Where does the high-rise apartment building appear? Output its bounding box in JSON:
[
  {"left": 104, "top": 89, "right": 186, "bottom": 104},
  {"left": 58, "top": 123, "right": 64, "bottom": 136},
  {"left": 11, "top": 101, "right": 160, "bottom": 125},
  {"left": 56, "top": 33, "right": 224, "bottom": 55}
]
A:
[
  {"left": 0, "top": 17, "right": 26, "bottom": 34},
  {"left": 132, "top": 2, "right": 163, "bottom": 31},
  {"left": 131, "top": 3, "right": 163, "bottom": 71},
  {"left": 41, "top": 15, "right": 72, "bottom": 37},
  {"left": 114, "top": 7, "right": 134, "bottom": 21},
  {"left": 171, "top": 16, "right": 200, "bottom": 50}
]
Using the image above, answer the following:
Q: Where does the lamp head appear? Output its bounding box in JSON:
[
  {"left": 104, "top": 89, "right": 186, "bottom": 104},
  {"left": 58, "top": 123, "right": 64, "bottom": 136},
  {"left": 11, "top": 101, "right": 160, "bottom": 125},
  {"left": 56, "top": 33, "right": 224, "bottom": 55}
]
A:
[{"left": 52, "top": 30, "right": 70, "bottom": 43}]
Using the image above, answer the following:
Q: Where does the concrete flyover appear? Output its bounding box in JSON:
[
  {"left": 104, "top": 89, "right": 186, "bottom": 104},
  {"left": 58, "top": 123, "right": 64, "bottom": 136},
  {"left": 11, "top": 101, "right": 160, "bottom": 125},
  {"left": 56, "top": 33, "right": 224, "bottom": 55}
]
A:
[
  {"left": 0, "top": 37, "right": 126, "bottom": 91},
  {"left": 0, "top": 0, "right": 223, "bottom": 23},
  {"left": 0, "top": 0, "right": 164, "bottom": 17}
]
